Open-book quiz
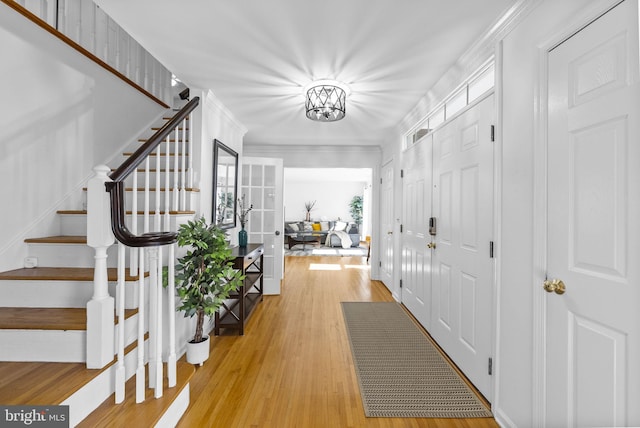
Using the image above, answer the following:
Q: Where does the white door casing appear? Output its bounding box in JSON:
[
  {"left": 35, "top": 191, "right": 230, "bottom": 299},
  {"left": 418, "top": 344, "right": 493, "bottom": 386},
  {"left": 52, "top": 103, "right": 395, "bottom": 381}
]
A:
[
  {"left": 545, "top": 1, "right": 640, "bottom": 426},
  {"left": 401, "top": 137, "right": 433, "bottom": 328},
  {"left": 431, "top": 94, "right": 495, "bottom": 400},
  {"left": 241, "top": 157, "right": 284, "bottom": 295},
  {"left": 380, "top": 160, "right": 394, "bottom": 292}
]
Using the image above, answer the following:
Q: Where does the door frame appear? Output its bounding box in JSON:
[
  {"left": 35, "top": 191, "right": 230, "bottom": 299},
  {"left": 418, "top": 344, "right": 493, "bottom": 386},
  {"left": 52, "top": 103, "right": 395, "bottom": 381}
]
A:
[{"left": 531, "top": 0, "right": 627, "bottom": 424}]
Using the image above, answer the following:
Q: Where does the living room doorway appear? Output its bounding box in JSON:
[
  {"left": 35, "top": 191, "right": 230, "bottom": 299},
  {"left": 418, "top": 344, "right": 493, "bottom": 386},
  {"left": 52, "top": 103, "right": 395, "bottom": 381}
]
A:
[{"left": 282, "top": 168, "right": 372, "bottom": 259}]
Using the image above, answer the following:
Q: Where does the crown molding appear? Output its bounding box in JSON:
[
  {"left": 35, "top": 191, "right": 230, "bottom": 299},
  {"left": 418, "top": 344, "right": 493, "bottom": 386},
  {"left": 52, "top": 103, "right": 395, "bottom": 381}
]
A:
[{"left": 202, "top": 89, "right": 248, "bottom": 136}]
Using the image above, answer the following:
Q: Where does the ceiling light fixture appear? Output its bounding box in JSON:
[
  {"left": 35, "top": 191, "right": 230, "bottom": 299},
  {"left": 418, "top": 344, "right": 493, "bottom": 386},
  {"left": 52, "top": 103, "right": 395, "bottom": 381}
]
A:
[{"left": 304, "top": 79, "right": 350, "bottom": 122}]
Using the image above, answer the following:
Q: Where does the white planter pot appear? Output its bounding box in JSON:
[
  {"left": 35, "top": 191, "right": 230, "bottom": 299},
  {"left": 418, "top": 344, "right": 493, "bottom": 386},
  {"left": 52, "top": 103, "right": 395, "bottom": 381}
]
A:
[{"left": 186, "top": 335, "right": 210, "bottom": 366}]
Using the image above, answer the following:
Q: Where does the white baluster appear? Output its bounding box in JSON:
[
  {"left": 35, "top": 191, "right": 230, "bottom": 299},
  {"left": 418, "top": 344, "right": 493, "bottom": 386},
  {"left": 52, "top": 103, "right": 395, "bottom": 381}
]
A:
[
  {"left": 115, "top": 242, "right": 126, "bottom": 403},
  {"left": 135, "top": 247, "right": 146, "bottom": 403},
  {"left": 148, "top": 246, "right": 157, "bottom": 390},
  {"left": 164, "top": 135, "right": 171, "bottom": 231},
  {"left": 180, "top": 123, "right": 187, "bottom": 210},
  {"left": 155, "top": 147, "right": 161, "bottom": 231},
  {"left": 144, "top": 157, "right": 150, "bottom": 234},
  {"left": 86, "top": 165, "right": 115, "bottom": 369},
  {"left": 154, "top": 246, "right": 163, "bottom": 398},
  {"left": 187, "top": 115, "right": 193, "bottom": 192},
  {"left": 130, "top": 162, "right": 138, "bottom": 275},
  {"left": 172, "top": 128, "right": 180, "bottom": 211},
  {"left": 167, "top": 243, "right": 177, "bottom": 387}
]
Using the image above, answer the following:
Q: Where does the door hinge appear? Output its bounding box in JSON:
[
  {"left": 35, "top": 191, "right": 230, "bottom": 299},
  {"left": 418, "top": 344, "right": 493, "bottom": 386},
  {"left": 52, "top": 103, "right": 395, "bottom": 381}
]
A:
[
  {"left": 490, "top": 125, "right": 495, "bottom": 142},
  {"left": 489, "top": 241, "right": 494, "bottom": 258},
  {"left": 400, "top": 224, "right": 403, "bottom": 233},
  {"left": 400, "top": 169, "right": 404, "bottom": 178},
  {"left": 400, "top": 279, "right": 403, "bottom": 289},
  {"left": 488, "top": 357, "right": 493, "bottom": 375},
  {"left": 380, "top": 177, "right": 383, "bottom": 184},
  {"left": 379, "top": 261, "right": 382, "bottom": 268}
]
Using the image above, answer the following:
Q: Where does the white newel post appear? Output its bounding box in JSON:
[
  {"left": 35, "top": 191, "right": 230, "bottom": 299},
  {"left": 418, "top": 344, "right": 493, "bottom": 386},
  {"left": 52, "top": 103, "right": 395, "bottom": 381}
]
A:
[{"left": 86, "top": 165, "right": 116, "bottom": 369}]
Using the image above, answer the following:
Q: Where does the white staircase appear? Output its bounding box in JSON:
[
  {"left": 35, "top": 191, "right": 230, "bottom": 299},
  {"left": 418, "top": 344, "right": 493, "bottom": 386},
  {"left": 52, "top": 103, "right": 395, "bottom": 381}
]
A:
[{"left": 0, "top": 104, "right": 200, "bottom": 425}]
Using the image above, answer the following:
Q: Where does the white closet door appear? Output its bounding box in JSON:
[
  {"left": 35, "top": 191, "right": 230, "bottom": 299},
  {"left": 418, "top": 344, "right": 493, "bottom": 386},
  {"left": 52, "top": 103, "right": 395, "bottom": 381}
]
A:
[{"left": 546, "top": 1, "right": 640, "bottom": 425}]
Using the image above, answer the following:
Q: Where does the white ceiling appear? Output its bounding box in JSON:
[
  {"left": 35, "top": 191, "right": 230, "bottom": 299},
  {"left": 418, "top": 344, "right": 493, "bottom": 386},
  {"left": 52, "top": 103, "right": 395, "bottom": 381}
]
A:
[
  {"left": 284, "top": 168, "right": 372, "bottom": 183},
  {"left": 95, "top": 0, "right": 515, "bottom": 147}
]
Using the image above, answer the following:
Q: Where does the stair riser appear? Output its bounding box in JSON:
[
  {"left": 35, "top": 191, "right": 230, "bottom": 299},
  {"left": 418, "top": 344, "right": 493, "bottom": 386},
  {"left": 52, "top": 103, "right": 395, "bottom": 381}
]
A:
[
  {"left": 0, "top": 314, "right": 140, "bottom": 363},
  {"left": 27, "top": 244, "right": 118, "bottom": 268},
  {"left": 0, "top": 330, "right": 85, "bottom": 362},
  {"left": 0, "top": 280, "right": 147, "bottom": 309},
  {"left": 63, "top": 340, "right": 149, "bottom": 426},
  {"left": 59, "top": 212, "right": 197, "bottom": 236}
]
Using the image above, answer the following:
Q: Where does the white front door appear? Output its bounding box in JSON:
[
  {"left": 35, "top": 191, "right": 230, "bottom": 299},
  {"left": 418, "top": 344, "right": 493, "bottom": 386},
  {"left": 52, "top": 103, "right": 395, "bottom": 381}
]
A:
[
  {"left": 401, "top": 137, "right": 432, "bottom": 328},
  {"left": 241, "top": 157, "right": 284, "bottom": 295},
  {"left": 546, "top": 1, "right": 640, "bottom": 425},
  {"left": 379, "top": 160, "right": 394, "bottom": 290},
  {"left": 431, "top": 94, "right": 494, "bottom": 400}
]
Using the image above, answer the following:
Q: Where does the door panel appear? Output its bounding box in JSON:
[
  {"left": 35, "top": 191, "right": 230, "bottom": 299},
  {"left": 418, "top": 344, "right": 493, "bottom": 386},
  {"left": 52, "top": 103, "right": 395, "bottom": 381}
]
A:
[
  {"left": 431, "top": 94, "right": 494, "bottom": 400},
  {"left": 380, "top": 161, "right": 394, "bottom": 289},
  {"left": 241, "top": 157, "right": 284, "bottom": 295},
  {"left": 401, "top": 137, "right": 432, "bottom": 328},
  {"left": 546, "top": 1, "right": 640, "bottom": 426}
]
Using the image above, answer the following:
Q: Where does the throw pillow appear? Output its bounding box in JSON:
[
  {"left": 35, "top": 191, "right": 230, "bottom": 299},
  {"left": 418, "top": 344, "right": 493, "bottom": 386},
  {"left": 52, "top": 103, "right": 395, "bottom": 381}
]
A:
[
  {"left": 334, "top": 221, "right": 348, "bottom": 231},
  {"left": 289, "top": 223, "right": 300, "bottom": 232},
  {"left": 303, "top": 222, "right": 313, "bottom": 231},
  {"left": 312, "top": 223, "right": 321, "bottom": 231},
  {"left": 319, "top": 221, "right": 329, "bottom": 231}
]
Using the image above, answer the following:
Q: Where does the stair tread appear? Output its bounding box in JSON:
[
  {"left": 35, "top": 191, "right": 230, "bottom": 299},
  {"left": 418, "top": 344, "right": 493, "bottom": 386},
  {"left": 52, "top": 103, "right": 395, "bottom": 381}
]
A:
[
  {"left": 57, "top": 210, "right": 195, "bottom": 215},
  {"left": 0, "top": 336, "right": 146, "bottom": 405},
  {"left": 82, "top": 187, "right": 200, "bottom": 192},
  {"left": 0, "top": 307, "right": 137, "bottom": 330},
  {"left": 78, "top": 360, "right": 194, "bottom": 428},
  {"left": 123, "top": 152, "right": 189, "bottom": 157},
  {"left": 25, "top": 236, "right": 87, "bottom": 244},
  {"left": 0, "top": 267, "right": 146, "bottom": 281}
]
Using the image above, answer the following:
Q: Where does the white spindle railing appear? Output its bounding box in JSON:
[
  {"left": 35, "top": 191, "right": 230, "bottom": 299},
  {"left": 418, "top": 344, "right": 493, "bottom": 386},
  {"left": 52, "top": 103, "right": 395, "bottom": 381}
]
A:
[{"left": 87, "top": 99, "right": 197, "bottom": 406}]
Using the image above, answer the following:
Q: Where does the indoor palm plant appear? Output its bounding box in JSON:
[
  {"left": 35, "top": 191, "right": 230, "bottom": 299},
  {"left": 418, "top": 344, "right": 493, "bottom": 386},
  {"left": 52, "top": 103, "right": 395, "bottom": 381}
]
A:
[{"left": 172, "top": 217, "right": 244, "bottom": 365}]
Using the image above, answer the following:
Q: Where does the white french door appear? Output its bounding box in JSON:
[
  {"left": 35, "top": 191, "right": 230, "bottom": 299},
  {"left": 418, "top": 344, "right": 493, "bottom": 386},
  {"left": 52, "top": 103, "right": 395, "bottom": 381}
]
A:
[
  {"left": 241, "top": 157, "right": 284, "bottom": 295},
  {"left": 430, "top": 94, "right": 494, "bottom": 400},
  {"left": 400, "top": 137, "right": 433, "bottom": 328},
  {"left": 545, "top": 1, "right": 640, "bottom": 425},
  {"left": 379, "top": 160, "right": 394, "bottom": 291}
]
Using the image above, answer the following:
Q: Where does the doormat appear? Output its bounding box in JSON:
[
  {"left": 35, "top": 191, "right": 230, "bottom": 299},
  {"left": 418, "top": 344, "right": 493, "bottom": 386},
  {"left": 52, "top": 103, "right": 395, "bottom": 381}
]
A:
[{"left": 341, "top": 302, "right": 493, "bottom": 418}]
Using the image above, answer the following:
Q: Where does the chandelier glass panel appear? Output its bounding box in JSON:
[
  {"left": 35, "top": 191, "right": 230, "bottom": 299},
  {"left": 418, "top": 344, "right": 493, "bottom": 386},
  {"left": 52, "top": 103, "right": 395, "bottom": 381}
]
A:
[{"left": 305, "top": 80, "right": 348, "bottom": 122}]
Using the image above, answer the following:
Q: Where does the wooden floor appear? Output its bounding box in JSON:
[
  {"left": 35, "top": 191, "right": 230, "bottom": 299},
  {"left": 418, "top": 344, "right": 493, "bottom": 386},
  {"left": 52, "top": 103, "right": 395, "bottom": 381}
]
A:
[{"left": 178, "top": 255, "right": 498, "bottom": 428}]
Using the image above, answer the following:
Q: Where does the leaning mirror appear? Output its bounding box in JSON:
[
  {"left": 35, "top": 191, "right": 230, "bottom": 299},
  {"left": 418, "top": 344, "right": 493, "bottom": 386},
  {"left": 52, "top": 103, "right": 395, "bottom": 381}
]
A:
[{"left": 212, "top": 139, "right": 238, "bottom": 229}]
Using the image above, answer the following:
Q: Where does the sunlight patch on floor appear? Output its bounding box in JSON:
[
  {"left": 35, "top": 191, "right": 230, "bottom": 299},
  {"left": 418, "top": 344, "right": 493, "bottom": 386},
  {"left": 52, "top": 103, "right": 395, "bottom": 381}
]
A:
[
  {"left": 345, "top": 265, "right": 370, "bottom": 270},
  {"left": 309, "top": 263, "right": 342, "bottom": 271}
]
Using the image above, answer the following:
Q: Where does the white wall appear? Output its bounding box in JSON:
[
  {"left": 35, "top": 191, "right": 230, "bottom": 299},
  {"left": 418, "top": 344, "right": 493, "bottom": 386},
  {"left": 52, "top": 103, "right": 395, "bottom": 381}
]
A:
[
  {"left": 0, "top": 4, "right": 166, "bottom": 272},
  {"left": 284, "top": 175, "right": 367, "bottom": 223}
]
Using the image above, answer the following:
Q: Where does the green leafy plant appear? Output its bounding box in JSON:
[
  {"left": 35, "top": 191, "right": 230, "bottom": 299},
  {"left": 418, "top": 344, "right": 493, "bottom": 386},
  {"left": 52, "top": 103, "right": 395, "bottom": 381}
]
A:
[
  {"left": 349, "top": 195, "right": 363, "bottom": 225},
  {"left": 171, "top": 217, "right": 244, "bottom": 343}
]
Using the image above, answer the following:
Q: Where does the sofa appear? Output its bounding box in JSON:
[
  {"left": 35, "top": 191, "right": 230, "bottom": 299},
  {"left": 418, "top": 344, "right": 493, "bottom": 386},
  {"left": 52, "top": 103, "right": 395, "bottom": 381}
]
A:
[{"left": 284, "top": 220, "right": 360, "bottom": 248}]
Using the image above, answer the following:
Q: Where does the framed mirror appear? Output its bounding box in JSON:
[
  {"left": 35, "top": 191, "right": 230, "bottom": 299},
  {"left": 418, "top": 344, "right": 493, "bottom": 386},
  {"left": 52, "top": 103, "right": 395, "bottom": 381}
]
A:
[{"left": 212, "top": 139, "right": 238, "bottom": 229}]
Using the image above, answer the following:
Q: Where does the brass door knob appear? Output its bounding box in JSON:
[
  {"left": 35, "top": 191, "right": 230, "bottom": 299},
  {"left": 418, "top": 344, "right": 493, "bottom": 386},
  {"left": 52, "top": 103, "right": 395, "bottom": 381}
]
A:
[
  {"left": 543, "top": 279, "right": 566, "bottom": 295},
  {"left": 427, "top": 242, "right": 436, "bottom": 249}
]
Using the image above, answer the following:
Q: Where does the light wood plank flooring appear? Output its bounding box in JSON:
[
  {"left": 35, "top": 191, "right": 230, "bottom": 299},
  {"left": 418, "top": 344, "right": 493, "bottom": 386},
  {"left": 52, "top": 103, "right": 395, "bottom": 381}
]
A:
[{"left": 178, "top": 255, "right": 498, "bottom": 428}]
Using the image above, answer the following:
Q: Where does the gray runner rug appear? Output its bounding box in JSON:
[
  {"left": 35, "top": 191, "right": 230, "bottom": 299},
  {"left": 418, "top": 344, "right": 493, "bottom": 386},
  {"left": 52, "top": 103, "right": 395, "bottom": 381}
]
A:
[{"left": 341, "top": 302, "right": 493, "bottom": 418}]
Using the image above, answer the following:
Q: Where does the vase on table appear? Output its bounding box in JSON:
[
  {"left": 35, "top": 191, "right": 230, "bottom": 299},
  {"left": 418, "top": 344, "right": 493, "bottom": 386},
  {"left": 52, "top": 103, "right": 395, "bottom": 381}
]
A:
[{"left": 238, "top": 227, "right": 248, "bottom": 247}]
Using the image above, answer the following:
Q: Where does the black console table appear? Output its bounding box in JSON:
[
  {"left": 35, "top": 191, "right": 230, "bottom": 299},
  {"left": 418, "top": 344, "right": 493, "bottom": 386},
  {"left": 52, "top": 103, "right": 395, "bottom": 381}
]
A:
[{"left": 214, "top": 243, "right": 264, "bottom": 335}]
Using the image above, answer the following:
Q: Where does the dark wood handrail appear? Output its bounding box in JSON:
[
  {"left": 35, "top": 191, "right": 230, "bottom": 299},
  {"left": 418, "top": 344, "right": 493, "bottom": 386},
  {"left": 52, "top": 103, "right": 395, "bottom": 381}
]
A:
[{"left": 105, "top": 97, "right": 200, "bottom": 247}]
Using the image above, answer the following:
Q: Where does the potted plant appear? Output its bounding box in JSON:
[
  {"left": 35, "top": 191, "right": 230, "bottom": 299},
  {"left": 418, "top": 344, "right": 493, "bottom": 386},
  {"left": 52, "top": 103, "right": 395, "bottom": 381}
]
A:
[
  {"left": 349, "top": 195, "right": 363, "bottom": 231},
  {"left": 171, "top": 217, "right": 244, "bottom": 365}
]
